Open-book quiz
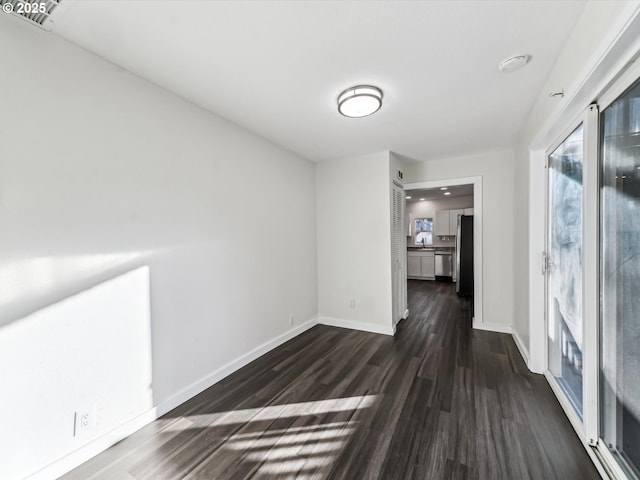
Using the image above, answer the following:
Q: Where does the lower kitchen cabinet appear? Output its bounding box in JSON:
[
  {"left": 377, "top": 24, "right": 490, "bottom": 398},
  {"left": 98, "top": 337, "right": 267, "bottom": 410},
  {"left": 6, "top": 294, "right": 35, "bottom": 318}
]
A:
[
  {"left": 421, "top": 255, "right": 435, "bottom": 278},
  {"left": 407, "top": 255, "right": 422, "bottom": 277},
  {"left": 407, "top": 251, "right": 435, "bottom": 280}
]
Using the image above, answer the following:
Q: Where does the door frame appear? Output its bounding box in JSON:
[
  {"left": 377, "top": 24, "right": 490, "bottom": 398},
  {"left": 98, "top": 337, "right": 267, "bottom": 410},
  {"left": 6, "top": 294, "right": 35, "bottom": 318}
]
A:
[
  {"left": 404, "top": 175, "right": 484, "bottom": 326},
  {"left": 542, "top": 104, "right": 599, "bottom": 444}
]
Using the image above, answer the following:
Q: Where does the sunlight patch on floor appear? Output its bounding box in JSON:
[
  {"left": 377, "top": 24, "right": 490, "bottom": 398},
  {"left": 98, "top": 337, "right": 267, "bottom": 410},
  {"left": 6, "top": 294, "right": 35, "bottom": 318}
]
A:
[
  {"left": 183, "top": 394, "right": 378, "bottom": 478},
  {"left": 175, "top": 394, "right": 378, "bottom": 428}
]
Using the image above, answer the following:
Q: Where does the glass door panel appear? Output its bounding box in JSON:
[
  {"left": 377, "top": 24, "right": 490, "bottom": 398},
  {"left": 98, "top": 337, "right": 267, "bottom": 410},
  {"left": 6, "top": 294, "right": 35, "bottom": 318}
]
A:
[
  {"left": 547, "top": 123, "right": 584, "bottom": 420},
  {"left": 600, "top": 76, "right": 640, "bottom": 478}
]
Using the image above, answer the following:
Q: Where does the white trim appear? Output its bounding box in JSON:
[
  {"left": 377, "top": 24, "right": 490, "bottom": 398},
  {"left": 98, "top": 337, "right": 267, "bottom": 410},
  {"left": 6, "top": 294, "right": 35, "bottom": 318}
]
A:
[
  {"left": 26, "top": 408, "right": 159, "bottom": 480},
  {"left": 594, "top": 440, "right": 636, "bottom": 480},
  {"left": 512, "top": 330, "right": 531, "bottom": 371},
  {"left": 472, "top": 320, "right": 511, "bottom": 334},
  {"left": 582, "top": 104, "right": 600, "bottom": 446},
  {"left": 529, "top": 148, "right": 547, "bottom": 374},
  {"left": 597, "top": 51, "right": 640, "bottom": 111},
  {"left": 404, "top": 175, "right": 483, "bottom": 326},
  {"left": 545, "top": 373, "right": 611, "bottom": 480},
  {"left": 155, "top": 317, "right": 319, "bottom": 416},
  {"left": 589, "top": 447, "right": 616, "bottom": 480},
  {"left": 26, "top": 317, "right": 319, "bottom": 480},
  {"left": 545, "top": 370, "right": 586, "bottom": 439},
  {"left": 402, "top": 308, "right": 409, "bottom": 320},
  {"left": 317, "top": 316, "right": 396, "bottom": 336}
]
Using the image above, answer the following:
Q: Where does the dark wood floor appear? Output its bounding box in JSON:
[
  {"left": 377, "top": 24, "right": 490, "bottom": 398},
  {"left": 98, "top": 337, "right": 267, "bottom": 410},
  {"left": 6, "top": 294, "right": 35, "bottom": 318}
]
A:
[{"left": 62, "top": 281, "right": 599, "bottom": 480}]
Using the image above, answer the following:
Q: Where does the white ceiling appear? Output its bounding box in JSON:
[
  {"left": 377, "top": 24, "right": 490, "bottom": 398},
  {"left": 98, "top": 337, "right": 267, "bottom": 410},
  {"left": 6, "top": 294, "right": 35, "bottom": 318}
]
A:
[
  {"left": 406, "top": 184, "right": 474, "bottom": 202},
  {"left": 49, "top": 1, "right": 585, "bottom": 162}
]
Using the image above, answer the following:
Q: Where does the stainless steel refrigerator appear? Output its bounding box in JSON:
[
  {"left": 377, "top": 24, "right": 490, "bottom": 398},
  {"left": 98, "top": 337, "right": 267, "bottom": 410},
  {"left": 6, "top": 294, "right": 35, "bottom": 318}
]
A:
[{"left": 456, "top": 215, "right": 473, "bottom": 297}]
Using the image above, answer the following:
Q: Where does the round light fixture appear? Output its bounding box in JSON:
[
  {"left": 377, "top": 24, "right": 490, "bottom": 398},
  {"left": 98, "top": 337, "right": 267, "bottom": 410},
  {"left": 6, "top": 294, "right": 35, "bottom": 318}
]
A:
[
  {"left": 337, "top": 85, "right": 383, "bottom": 118},
  {"left": 444, "top": 192, "right": 451, "bottom": 196},
  {"left": 498, "top": 55, "right": 529, "bottom": 73},
  {"left": 440, "top": 187, "right": 448, "bottom": 190},
  {"left": 406, "top": 196, "right": 412, "bottom": 199}
]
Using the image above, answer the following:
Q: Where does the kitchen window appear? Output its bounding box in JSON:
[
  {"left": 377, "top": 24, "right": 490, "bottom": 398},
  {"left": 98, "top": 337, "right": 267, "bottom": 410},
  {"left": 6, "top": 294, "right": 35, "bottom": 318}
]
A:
[{"left": 414, "top": 218, "right": 433, "bottom": 246}]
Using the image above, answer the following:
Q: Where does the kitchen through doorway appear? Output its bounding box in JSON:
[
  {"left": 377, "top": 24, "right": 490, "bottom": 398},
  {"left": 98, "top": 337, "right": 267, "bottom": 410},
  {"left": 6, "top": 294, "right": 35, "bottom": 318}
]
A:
[{"left": 403, "top": 176, "right": 483, "bottom": 326}]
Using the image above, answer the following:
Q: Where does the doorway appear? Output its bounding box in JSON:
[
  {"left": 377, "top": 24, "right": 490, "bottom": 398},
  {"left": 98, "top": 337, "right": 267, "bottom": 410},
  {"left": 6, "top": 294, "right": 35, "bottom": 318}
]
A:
[{"left": 404, "top": 176, "right": 483, "bottom": 325}]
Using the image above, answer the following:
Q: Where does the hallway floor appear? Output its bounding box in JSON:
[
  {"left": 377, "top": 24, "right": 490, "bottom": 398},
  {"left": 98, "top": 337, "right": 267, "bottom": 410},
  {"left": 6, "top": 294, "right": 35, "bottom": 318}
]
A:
[{"left": 62, "top": 281, "right": 599, "bottom": 479}]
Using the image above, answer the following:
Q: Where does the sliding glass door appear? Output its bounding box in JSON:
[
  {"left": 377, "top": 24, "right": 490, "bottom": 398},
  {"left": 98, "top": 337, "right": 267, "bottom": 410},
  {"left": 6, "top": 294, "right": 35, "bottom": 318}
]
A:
[
  {"left": 599, "top": 75, "right": 640, "bottom": 479},
  {"left": 542, "top": 56, "right": 640, "bottom": 480},
  {"left": 546, "top": 123, "right": 585, "bottom": 421}
]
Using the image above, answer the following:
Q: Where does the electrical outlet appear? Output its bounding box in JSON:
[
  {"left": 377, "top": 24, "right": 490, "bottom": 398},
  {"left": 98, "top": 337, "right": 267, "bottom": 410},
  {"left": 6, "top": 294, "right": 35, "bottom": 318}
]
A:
[
  {"left": 350, "top": 298, "right": 356, "bottom": 309},
  {"left": 74, "top": 405, "right": 97, "bottom": 436},
  {"left": 289, "top": 314, "right": 294, "bottom": 325}
]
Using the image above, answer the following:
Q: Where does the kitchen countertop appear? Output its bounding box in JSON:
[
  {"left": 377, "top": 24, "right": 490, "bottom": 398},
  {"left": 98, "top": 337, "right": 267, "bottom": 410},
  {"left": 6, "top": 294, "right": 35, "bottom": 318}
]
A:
[{"left": 407, "top": 246, "right": 454, "bottom": 252}]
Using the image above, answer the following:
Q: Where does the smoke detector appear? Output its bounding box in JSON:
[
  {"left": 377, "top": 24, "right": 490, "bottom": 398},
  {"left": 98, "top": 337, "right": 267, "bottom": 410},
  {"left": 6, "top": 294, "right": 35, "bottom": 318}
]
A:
[{"left": 498, "top": 55, "right": 530, "bottom": 73}]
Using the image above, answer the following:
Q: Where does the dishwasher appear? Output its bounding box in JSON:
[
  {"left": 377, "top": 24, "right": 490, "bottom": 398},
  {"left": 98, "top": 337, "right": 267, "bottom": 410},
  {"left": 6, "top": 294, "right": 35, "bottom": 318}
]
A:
[{"left": 435, "top": 251, "right": 453, "bottom": 280}]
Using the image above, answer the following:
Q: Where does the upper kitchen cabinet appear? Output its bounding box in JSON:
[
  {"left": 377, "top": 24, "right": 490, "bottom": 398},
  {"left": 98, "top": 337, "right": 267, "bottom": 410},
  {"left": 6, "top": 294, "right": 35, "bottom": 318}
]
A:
[
  {"left": 435, "top": 209, "right": 464, "bottom": 236},
  {"left": 434, "top": 211, "right": 450, "bottom": 236}
]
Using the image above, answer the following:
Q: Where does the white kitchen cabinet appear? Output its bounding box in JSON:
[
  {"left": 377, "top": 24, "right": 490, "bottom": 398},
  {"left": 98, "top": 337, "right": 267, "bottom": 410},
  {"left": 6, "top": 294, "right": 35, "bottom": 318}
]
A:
[
  {"left": 449, "top": 209, "right": 464, "bottom": 234},
  {"left": 407, "top": 251, "right": 435, "bottom": 280},
  {"left": 434, "top": 211, "right": 450, "bottom": 236},
  {"left": 407, "top": 255, "right": 421, "bottom": 277},
  {"left": 464, "top": 208, "right": 474, "bottom": 215},
  {"left": 435, "top": 209, "right": 464, "bottom": 236},
  {"left": 421, "top": 255, "right": 435, "bottom": 278}
]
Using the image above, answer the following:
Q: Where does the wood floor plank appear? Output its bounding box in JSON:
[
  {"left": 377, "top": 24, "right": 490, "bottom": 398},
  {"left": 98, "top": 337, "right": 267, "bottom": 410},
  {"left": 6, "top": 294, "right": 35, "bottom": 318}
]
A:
[{"left": 61, "top": 280, "right": 599, "bottom": 480}]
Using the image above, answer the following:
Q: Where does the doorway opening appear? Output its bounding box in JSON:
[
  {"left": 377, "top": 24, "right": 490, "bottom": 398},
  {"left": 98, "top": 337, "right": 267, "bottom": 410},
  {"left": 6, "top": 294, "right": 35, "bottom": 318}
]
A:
[{"left": 403, "top": 176, "right": 483, "bottom": 325}]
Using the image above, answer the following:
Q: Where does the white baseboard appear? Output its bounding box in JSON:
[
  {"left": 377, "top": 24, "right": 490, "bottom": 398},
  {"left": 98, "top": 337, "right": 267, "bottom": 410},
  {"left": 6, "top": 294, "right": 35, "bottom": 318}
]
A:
[
  {"left": 472, "top": 319, "right": 512, "bottom": 334},
  {"left": 155, "top": 317, "right": 318, "bottom": 417},
  {"left": 27, "top": 408, "right": 160, "bottom": 480},
  {"left": 27, "top": 318, "right": 319, "bottom": 480},
  {"left": 511, "top": 330, "right": 531, "bottom": 370},
  {"left": 317, "top": 316, "right": 395, "bottom": 336}
]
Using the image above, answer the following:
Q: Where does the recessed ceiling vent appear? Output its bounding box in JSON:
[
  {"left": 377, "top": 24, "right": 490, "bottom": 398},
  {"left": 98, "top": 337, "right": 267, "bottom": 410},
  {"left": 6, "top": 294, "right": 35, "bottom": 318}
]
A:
[{"left": 2, "top": 0, "right": 62, "bottom": 30}]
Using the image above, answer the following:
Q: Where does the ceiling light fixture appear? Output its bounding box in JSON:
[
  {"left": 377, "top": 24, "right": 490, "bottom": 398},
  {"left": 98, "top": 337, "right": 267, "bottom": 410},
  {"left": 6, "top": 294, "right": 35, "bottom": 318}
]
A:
[
  {"left": 337, "top": 85, "right": 383, "bottom": 118},
  {"left": 498, "top": 55, "right": 529, "bottom": 73},
  {"left": 419, "top": 198, "right": 425, "bottom": 201},
  {"left": 444, "top": 192, "right": 451, "bottom": 196},
  {"left": 440, "top": 187, "right": 448, "bottom": 190},
  {"left": 406, "top": 196, "right": 412, "bottom": 199}
]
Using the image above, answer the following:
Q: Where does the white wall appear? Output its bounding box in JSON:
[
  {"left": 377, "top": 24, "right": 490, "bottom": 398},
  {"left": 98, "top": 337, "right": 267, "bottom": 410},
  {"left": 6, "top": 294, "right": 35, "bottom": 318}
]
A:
[
  {"left": 316, "top": 152, "right": 395, "bottom": 335},
  {"left": 404, "top": 151, "right": 514, "bottom": 330},
  {"left": 513, "top": 1, "right": 640, "bottom": 370},
  {"left": 0, "top": 16, "right": 317, "bottom": 479},
  {"left": 0, "top": 268, "right": 153, "bottom": 480}
]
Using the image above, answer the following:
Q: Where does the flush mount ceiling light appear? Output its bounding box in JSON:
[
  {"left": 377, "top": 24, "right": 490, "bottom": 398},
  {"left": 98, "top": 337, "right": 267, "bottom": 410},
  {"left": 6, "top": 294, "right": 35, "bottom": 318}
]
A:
[
  {"left": 444, "top": 192, "right": 451, "bottom": 196},
  {"left": 498, "top": 55, "right": 530, "bottom": 73},
  {"left": 337, "top": 85, "right": 383, "bottom": 118}
]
